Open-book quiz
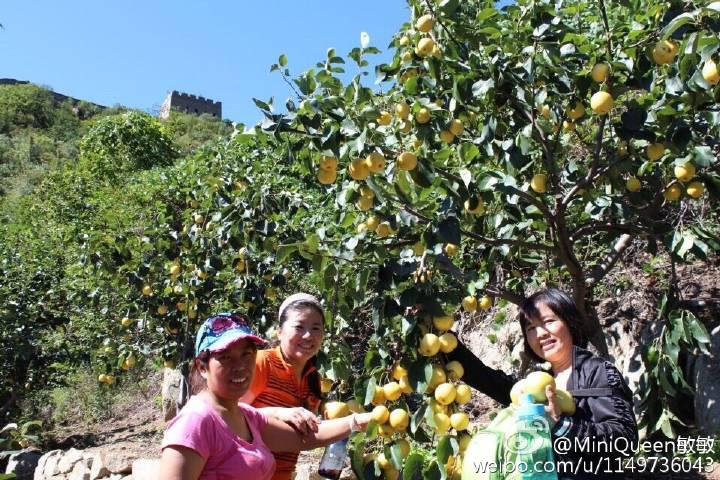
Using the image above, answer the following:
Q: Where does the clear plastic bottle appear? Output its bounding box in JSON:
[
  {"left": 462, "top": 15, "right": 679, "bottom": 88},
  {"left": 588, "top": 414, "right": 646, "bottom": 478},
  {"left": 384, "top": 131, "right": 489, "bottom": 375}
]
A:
[
  {"left": 317, "top": 437, "right": 348, "bottom": 479},
  {"left": 513, "top": 393, "right": 558, "bottom": 480}
]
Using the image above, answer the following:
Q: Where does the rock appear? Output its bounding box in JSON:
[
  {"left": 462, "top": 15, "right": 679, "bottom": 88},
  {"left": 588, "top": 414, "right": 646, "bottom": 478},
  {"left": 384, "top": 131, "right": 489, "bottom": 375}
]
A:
[
  {"left": 34, "top": 449, "right": 63, "bottom": 479},
  {"left": 104, "top": 450, "right": 135, "bottom": 474},
  {"left": 89, "top": 450, "right": 109, "bottom": 480},
  {"left": 132, "top": 458, "right": 160, "bottom": 480},
  {"left": 694, "top": 325, "right": 720, "bottom": 434},
  {"left": 162, "top": 367, "right": 183, "bottom": 421},
  {"left": 5, "top": 448, "right": 42, "bottom": 480},
  {"left": 57, "top": 448, "right": 84, "bottom": 474},
  {"left": 68, "top": 456, "right": 92, "bottom": 480}
]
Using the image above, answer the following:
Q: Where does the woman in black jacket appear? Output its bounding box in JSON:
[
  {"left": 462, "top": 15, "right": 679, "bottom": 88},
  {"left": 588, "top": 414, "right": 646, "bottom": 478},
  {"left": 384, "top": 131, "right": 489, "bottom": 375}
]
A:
[{"left": 450, "top": 288, "right": 638, "bottom": 479}]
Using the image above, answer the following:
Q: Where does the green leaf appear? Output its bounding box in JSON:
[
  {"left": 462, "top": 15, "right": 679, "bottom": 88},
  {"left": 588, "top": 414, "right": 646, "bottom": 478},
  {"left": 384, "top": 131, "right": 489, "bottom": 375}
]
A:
[
  {"left": 661, "top": 12, "right": 697, "bottom": 39},
  {"left": 279, "top": 54, "right": 288, "bottom": 67},
  {"left": 436, "top": 435, "right": 453, "bottom": 464},
  {"left": 403, "top": 453, "right": 424, "bottom": 480}
]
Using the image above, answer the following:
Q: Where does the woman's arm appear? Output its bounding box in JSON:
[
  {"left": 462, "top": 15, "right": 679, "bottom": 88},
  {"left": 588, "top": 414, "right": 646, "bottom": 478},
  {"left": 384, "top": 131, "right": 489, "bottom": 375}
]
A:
[
  {"left": 256, "top": 406, "right": 320, "bottom": 435},
  {"left": 261, "top": 413, "right": 372, "bottom": 452},
  {"left": 446, "top": 339, "right": 515, "bottom": 405},
  {"left": 159, "top": 446, "right": 206, "bottom": 480}
]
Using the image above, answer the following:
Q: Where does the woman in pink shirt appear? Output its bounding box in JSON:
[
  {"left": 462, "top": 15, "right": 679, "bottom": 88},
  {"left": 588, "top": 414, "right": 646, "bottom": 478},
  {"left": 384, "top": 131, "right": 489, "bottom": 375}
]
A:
[{"left": 160, "top": 313, "right": 371, "bottom": 480}]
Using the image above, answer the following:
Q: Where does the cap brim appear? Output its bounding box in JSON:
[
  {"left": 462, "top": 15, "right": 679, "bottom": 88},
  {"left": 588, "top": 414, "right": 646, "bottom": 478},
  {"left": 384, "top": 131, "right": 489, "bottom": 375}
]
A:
[{"left": 207, "top": 330, "right": 266, "bottom": 353}]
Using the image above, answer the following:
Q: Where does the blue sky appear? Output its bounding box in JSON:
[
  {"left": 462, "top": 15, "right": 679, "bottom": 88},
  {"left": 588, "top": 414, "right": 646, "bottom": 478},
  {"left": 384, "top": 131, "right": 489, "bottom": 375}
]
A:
[{"left": 1, "top": 1, "right": 414, "bottom": 124}]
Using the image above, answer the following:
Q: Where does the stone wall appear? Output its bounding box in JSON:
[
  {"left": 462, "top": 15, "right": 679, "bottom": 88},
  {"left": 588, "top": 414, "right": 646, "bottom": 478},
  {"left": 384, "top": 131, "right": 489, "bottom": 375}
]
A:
[
  {"left": 20, "top": 447, "right": 160, "bottom": 480},
  {"left": 159, "top": 91, "right": 221, "bottom": 119}
]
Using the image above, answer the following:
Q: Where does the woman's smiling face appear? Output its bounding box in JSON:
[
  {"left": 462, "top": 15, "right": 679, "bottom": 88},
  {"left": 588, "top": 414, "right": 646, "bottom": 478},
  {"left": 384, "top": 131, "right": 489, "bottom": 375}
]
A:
[
  {"left": 524, "top": 302, "right": 574, "bottom": 365},
  {"left": 279, "top": 306, "right": 324, "bottom": 365},
  {"left": 201, "top": 339, "right": 258, "bottom": 400}
]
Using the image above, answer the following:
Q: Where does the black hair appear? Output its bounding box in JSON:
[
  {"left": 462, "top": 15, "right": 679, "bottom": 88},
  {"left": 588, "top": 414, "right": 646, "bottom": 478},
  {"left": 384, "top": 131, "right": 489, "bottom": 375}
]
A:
[{"left": 518, "top": 288, "right": 588, "bottom": 362}]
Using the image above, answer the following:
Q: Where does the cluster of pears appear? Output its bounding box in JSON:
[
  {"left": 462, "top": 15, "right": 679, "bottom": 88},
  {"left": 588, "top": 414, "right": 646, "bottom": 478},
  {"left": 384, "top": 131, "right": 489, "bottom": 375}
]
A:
[
  {"left": 358, "top": 213, "right": 395, "bottom": 238},
  {"left": 416, "top": 313, "right": 473, "bottom": 479},
  {"left": 665, "top": 161, "right": 705, "bottom": 201}
]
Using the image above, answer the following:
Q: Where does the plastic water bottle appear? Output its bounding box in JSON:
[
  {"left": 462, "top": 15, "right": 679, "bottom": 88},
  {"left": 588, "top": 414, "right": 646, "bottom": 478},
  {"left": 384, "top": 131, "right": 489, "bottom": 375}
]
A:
[
  {"left": 317, "top": 437, "right": 348, "bottom": 479},
  {"left": 513, "top": 394, "right": 558, "bottom": 480}
]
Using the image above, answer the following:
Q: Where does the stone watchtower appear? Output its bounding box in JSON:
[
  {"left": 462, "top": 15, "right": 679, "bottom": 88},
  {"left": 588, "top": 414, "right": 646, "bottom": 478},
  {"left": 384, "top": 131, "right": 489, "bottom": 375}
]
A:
[{"left": 159, "top": 90, "right": 222, "bottom": 119}]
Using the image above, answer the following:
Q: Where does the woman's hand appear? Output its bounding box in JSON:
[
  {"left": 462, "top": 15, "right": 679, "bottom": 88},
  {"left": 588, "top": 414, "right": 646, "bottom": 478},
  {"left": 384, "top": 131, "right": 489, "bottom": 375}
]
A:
[
  {"left": 352, "top": 412, "right": 373, "bottom": 431},
  {"left": 544, "top": 385, "right": 562, "bottom": 424},
  {"left": 276, "top": 407, "right": 320, "bottom": 435}
]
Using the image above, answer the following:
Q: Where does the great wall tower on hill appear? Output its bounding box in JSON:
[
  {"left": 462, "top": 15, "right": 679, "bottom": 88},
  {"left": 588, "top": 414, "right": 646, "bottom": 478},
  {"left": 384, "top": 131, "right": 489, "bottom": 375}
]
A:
[{"left": 159, "top": 91, "right": 222, "bottom": 120}]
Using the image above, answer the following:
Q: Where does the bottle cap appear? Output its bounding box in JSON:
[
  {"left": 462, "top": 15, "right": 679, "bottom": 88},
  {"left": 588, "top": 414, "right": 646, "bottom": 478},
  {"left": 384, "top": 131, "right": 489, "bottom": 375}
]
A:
[{"left": 516, "top": 393, "right": 545, "bottom": 418}]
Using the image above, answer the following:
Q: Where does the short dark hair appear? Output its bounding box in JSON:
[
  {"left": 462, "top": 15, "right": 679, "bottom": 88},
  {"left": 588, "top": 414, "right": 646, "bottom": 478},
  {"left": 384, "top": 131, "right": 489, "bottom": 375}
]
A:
[{"left": 518, "top": 288, "right": 588, "bottom": 362}]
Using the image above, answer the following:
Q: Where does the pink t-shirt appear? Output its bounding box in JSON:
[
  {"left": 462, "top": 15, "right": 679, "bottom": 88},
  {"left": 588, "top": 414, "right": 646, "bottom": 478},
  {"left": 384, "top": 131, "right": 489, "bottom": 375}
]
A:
[{"left": 162, "top": 395, "right": 276, "bottom": 480}]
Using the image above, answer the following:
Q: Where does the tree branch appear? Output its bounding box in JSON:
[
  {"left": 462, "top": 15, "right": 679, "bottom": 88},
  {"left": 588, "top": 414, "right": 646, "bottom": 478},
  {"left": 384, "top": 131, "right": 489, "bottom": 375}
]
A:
[
  {"left": 562, "top": 115, "right": 607, "bottom": 207},
  {"left": 461, "top": 227, "right": 555, "bottom": 252},
  {"left": 485, "top": 285, "right": 526, "bottom": 306},
  {"left": 586, "top": 234, "right": 633, "bottom": 286},
  {"left": 504, "top": 185, "right": 555, "bottom": 221},
  {"left": 570, "top": 221, "right": 648, "bottom": 242}
]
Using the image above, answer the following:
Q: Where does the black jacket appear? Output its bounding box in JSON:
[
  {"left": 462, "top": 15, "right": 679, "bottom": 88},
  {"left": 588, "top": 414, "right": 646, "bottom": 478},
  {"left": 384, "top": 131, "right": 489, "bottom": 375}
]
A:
[{"left": 449, "top": 342, "right": 638, "bottom": 479}]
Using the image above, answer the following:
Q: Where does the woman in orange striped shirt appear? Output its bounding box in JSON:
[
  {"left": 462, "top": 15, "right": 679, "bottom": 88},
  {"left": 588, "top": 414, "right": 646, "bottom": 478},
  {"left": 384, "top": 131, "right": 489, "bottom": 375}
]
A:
[{"left": 241, "top": 293, "right": 326, "bottom": 480}]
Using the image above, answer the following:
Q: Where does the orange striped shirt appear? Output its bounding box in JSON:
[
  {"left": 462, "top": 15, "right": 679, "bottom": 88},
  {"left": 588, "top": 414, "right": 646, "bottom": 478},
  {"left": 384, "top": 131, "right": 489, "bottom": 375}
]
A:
[{"left": 249, "top": 347, "right": 322, "bottom": 480}]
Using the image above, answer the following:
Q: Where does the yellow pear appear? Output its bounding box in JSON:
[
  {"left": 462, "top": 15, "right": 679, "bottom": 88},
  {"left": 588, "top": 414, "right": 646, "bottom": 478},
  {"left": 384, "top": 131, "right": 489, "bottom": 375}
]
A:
[
  {"left": 674, "top": 162, "right": 696, "bottom": 182},
  {"left": 348, "top": 158, "right": 370, "bottom": 180},
  {"left": 318, "top": 169, "right": 337, "bottom": 185},
  {"left": 419, "top": 333, "right": 441, "bottom": 356},
  {"left": 324, "top": 401, "right": 350, "bottom": 419},
  {"left": 590, "top": 91, "right": 613, "bottom": 115},
  {"left": 435, "top": 383, "right": 457, "bottom": 405},
  {"left": 365, "top": 152, "right": 386, "bottom": 173},
  {"left": 478, "top": 295, "right": 492, "bottom": 310},
  {"left": 524, "top": 371, "right": 556, "bottom": 403},
  {"left": 383, "top": 382, "right": 402, "bottom": 401},
  {"left": 591, "top": 63, "right": 610, "bottom": 83},
  {"left": 416, "top": 14, "right": 434, "bottom": 33},
  {"left": 462, "top": 295, "right": 477, "bottom": 312},
  {"left": 391, "top": 362, "right": 408, "bottom": 381},
  {"left": 415, "top": 107, "right": 431, "bottom": 124},
  {"left": 433, "top": 315, "right": 454, "bottom": 331},
  {"left": 395, "top": 102, "right": 410, "bottom": 119},
  {"left": 389, "top": 409, "right": 410, "bottom": 430},
  {"left": 448, "top": 119, "right": 464, "bottom": 136},
  {"left": 686, "top": 181, "right": 704, "bottom": 199},
  {"left": 566, "top": 101, "right": 585, "bottom": 120},
  {"left": 356, "top": 196, "right": 373, "bottom": 211},
  {"left": 646, "top": 143, "right": 665, "bottom": 162},
  {"left": 626, "top": 176, "right": 641, "bottom": 192},
  {"left": 455, "top": 384, "right": 472, "bottom": 404},
  {"left": 555, "top": 389, "right": 576, "bottom": 415},
  {"left": 446, "top": 361, "right": 464, "bottom": 381},
  {"left": 375, "top": 222, "right": 394, "bottom": 238},
  {"left": 652, "top": 39, "right": 678, "bottom": 65},
  {"left": 444, "top": 243, "right": 458, "bottom": 256},
  {"left": 433, "top": 412, "right": 451, "bottom": 433},
  {"left": 439, "top": 332, "right": 458, "bottom": 353},
  {"left": 702, "top": 58, "right": 720, "bottom": 85},
  {"left": 416, "top": 38, "right": 435, "bottom": 57},
  {"left": 464, "top": 197, "right": 484, "bottom": 214},
  {"left": 530, "top": 174, "right": 547, "bottom": 193},
  {"left": 377, "top": 111, "right": 392, "bottom": 126},
  {"left": 319, "top": 155, "right": 338, "bottom": 171},
  {"left": 371, "top": 405, "right": 390, "bottom": 424},
  {"left": 450, "top": 412, "right": 469, "bottom": 431},
  {"left": 397, "top": 151, "right": 418, "bottom": 171},
  {"left": 440, "top": 130, "right": 455, "bottom": 144}
]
